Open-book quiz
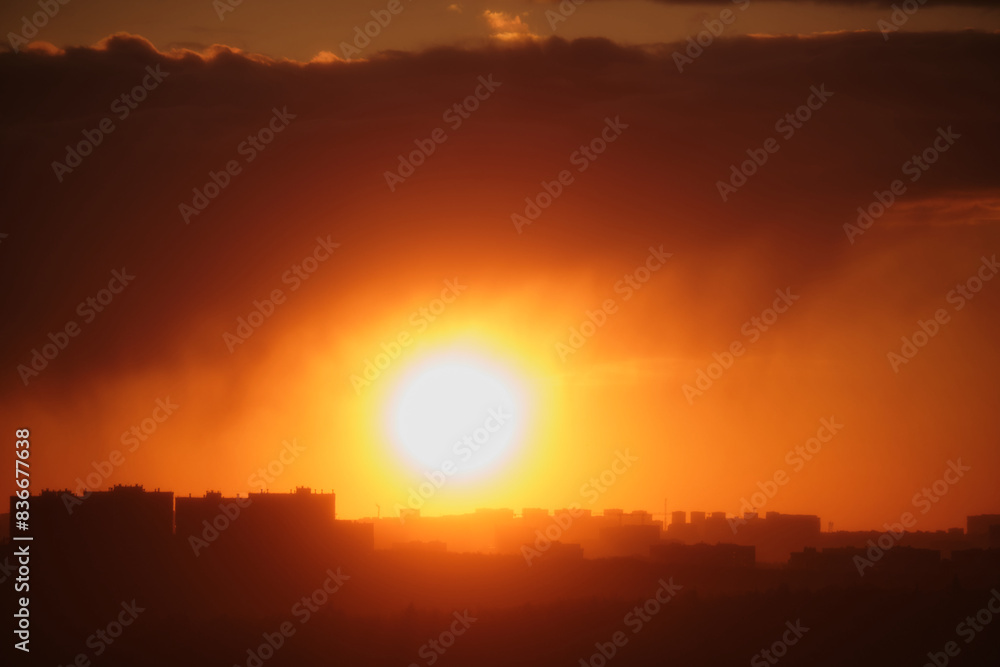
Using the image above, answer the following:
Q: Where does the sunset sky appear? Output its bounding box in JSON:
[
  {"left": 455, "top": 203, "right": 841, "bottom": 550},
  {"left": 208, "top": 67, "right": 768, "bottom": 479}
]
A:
[{"left": 1, "top": 0, "right": 998, "bottom": 532}]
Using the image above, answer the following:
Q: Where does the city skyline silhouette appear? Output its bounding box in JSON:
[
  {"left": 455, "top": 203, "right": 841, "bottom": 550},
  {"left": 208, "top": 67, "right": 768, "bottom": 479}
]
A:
[{"left": 3, "top": 1, "right": 1000, "bottom": 665}]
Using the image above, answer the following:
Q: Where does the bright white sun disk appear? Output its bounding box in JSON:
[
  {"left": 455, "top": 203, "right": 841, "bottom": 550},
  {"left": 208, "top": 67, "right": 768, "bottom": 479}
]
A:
[{"left": 389, "top": 353, "right": 524, "bottom": 476}]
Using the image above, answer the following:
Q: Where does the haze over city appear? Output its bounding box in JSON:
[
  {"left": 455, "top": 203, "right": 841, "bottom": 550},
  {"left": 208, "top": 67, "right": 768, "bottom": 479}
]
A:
[{"left": 2, "top": 0, "right": 999, "bottom": 665}]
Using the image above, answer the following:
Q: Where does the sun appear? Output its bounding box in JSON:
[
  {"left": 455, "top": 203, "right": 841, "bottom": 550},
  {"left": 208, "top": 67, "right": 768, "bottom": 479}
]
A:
[{"left": 387, "top": 350, "right": 526, "bottom": 478}]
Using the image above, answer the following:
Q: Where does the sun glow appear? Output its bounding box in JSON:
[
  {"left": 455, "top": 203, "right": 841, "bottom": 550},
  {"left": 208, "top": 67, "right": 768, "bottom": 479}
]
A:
[{"left": 387, "top": 350, "right": 527, "bottom": 479}]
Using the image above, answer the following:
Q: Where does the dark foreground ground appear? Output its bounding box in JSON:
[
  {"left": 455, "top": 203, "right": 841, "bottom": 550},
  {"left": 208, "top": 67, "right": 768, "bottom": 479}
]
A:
[{"left": 4, "top": 537, "right": 1000, "bottom": 667}]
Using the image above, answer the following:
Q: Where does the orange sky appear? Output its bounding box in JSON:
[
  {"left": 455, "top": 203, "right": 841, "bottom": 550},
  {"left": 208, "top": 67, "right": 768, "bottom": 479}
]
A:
[{"left": 1, "top": 3, "right": 999, "bottom": 531}]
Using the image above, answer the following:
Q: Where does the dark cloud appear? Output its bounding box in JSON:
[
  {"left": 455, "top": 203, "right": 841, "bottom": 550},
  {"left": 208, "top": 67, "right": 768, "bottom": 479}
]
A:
[{"left": 0, "top": 30, "right": 998, "bottom": 397}]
